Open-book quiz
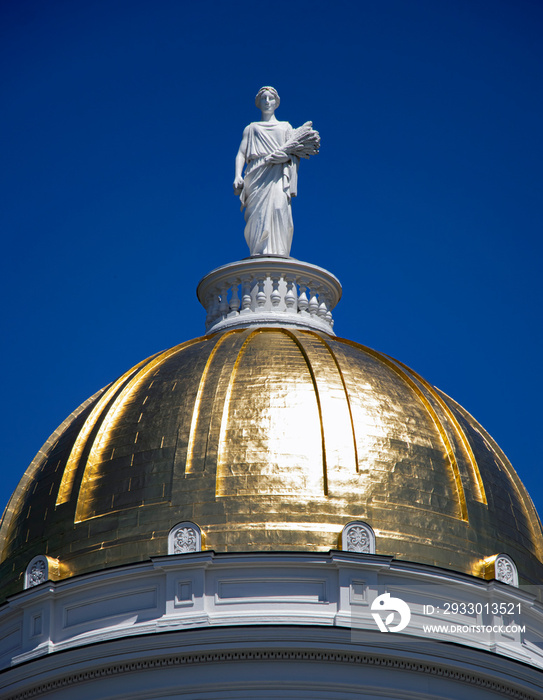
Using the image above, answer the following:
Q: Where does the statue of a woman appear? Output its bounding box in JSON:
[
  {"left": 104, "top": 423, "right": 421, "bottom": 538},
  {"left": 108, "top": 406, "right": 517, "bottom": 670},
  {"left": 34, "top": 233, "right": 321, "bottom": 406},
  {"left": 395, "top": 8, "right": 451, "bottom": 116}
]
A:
[{"left": 233, "top": 87, "right": 319, "bottom": 257}]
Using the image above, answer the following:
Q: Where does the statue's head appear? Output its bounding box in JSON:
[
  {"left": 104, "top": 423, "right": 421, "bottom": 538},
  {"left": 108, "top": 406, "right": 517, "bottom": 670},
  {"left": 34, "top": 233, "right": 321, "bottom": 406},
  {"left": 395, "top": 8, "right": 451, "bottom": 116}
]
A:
[{"left": 255, "top": 86, "right": 280, "bottom": 110}]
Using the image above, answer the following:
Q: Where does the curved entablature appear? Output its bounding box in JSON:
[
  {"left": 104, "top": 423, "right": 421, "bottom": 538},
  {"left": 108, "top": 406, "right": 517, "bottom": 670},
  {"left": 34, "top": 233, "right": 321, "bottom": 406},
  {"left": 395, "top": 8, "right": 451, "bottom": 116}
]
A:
[{"left": 3, "top": 552, "right": 543, "bottom": 681}]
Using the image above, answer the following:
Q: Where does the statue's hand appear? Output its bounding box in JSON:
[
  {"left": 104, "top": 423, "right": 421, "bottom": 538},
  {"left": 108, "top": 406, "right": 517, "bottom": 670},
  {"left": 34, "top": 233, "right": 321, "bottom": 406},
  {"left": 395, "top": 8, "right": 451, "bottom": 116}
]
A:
[
  {"left": 233, "top": 176, "right": 244, "bottom": 195},
  {"left": 267, "top": 150, "right": 290, "bottom": 164}
]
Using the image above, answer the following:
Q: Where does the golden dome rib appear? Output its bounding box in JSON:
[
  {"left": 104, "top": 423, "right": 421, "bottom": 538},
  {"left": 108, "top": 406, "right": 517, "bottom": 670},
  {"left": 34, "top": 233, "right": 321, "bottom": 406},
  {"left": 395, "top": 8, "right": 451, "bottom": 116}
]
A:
[
  {"left": 185, "top": 330, "right": 244, "bottom": 475},
  {"left": 56, "top": 357, "right": 153, "bottom": 507},
  {"left": 216, "top": 329, "right": 264, "bottom": 496},
  {"left": 74, "top": 338, "right": 203, "bottom": 522},
  {"left": 288, "top": 330, "right": 358, "bottom": 492},
  {"left": 279, "top": 329, "right": 328, "bottom": 496},
  {"left": 0, "top": 388, "right": 107, "bottom": 563},
  {"left": 346, "top": 342, "right": 469, "bottom": 523},
  {"left": 182, "top": 330, "right": 251, "bottom": 481},
  {"left": 441, "top": 391, "right": 543, "bottom": 560},
  {"left": 390, "top": 357, "right": 487, "bottom": 505},
  {"left": 313, "top": 333, "right": 359, "bottom": 472}
]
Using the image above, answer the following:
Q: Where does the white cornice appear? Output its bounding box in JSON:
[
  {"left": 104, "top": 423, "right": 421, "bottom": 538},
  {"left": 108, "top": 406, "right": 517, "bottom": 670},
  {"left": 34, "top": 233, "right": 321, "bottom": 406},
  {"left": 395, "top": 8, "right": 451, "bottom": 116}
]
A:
[{"left": 0, "top": 552, "right": 541, "bottom": 690}]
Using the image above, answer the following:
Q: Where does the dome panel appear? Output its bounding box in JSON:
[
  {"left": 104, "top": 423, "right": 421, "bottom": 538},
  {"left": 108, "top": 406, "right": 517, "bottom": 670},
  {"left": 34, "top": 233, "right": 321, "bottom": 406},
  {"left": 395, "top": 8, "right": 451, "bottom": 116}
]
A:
[
  {"left": 444, "top": 394, "right": 543, "bottom": 560},
  {"left": 326, "top": 339, "right": 463, "bottom": 519},
  {"left": 216, "top": 330, "right": 324, "bottom": 497},
  {"left": 75, "top": 340, "right": 208, "bottom": 521}
]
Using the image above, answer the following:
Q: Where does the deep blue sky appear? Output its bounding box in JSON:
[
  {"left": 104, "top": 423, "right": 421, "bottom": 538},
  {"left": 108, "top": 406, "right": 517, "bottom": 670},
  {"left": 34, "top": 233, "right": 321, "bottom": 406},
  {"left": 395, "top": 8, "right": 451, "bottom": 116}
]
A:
[{"left": 1, "top": 1, "right": 542, "bottom": 521}]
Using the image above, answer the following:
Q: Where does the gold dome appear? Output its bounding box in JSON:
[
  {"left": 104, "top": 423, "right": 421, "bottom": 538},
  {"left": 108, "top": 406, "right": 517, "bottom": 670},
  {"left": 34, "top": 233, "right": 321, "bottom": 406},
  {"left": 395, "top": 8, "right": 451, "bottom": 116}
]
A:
[{"left": 1, "top": 326, "right": 542, "bottom": 599}]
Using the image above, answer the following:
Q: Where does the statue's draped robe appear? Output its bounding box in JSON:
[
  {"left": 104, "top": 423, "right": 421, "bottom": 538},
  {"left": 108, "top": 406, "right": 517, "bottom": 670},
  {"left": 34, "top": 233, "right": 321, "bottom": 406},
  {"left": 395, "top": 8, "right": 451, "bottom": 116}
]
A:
[{"left": 240, "top": 121, "right": 298, "bottom": 256}]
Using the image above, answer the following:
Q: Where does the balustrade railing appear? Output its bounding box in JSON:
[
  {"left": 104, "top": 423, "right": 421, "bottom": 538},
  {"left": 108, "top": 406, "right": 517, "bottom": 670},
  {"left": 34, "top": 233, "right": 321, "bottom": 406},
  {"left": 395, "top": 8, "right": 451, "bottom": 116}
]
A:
[{"left": 197, "top": 258, "right": 342, "bottom": 335}]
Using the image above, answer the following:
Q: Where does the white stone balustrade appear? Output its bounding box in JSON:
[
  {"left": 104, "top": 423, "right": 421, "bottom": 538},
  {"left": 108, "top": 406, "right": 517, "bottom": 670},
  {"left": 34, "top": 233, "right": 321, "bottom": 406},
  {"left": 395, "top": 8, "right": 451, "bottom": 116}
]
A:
[{"left": 197, "top": 257, "right": 342, "bottom": 335}]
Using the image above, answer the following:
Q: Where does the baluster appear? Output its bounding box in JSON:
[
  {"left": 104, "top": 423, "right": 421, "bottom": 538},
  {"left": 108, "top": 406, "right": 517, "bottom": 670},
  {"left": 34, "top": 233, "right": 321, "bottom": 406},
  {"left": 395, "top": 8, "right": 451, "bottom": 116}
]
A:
[
  {"left": 219, "top": 282, "right": 230, "bottom": 318},
  {"left": 285, "top": 276, "right": 297, "bottom": 312},
  {"left": 229, "top": 280, "right": 240, "bottom": 316},
  {"left": 209, "top": 290, "right": 221, "bottom": 326},
  {"left": 241, "top": 275, "right": 252, "bottom": 313},
  {"left": 298, "top": 282, "right": 309, "bottom": 314},
  {"left": 318, "top": 294, "right": 329, "bottom": 319},
  {"left": 308, "top": 283, "right": 319, "bottom": 316},
  {"left": 204, "top": 292, "right": 215, "bottom": 328},
  {"left": 270, "top": 276, "right": 281, "bottom": 308},
  {"left": 256, "top": 277, "right": 266, "bottom": 308}
]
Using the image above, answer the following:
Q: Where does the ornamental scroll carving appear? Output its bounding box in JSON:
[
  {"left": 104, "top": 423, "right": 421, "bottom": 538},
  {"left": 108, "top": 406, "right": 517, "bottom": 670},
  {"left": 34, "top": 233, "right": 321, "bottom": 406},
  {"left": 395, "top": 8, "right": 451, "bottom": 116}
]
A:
[
  {"left": 495, "top": 554, "right": 518, "bottom": 587},
  {"left": 342, "top": 522, "right": 376, "bottom": 554},
  {"left": 174, "top": 528, "right": 197, "bottom": 553},
  {"left": 168, "top": 522, "right": 202, "bottom": 555},
  {"left": 25, "top": 556, "right": 48, "bottom": 589}
]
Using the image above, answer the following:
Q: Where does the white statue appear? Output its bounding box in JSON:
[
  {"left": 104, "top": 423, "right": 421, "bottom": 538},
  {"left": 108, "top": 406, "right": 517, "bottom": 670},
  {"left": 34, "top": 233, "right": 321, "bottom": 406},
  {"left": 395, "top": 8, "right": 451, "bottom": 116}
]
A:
[{"left": 234, "top": 86, "right": 320, "bottom": 257}]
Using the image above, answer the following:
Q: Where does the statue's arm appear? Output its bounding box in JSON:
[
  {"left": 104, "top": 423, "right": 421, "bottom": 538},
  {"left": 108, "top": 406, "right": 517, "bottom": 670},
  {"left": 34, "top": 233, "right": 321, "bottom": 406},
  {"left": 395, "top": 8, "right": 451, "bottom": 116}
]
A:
[{"left": 233, "top": 125, "right": 250, "bottom": 193}]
